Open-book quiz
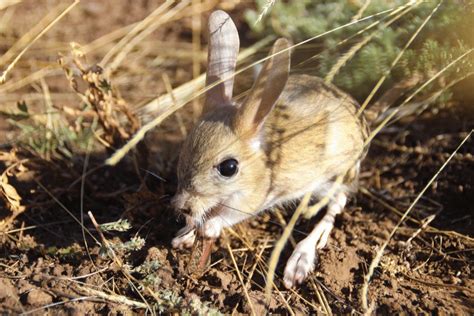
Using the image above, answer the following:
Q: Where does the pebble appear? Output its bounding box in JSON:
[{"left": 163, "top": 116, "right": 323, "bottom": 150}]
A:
[{"left": 26, "top": 289, "right": 53, "bottom": 306}]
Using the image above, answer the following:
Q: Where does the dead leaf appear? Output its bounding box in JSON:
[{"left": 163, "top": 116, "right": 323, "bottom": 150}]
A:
[
  {"left": 1, "top": 173, "right": 25, "bottom": 213},
  {"left": 0, "top": 149, "right": 18, "bottom": 162}
]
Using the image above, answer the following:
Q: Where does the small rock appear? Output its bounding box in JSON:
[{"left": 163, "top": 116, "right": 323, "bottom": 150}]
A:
[
  {"left": 449, "top": 276, "right": 461, "bottom": 285},
  {"left": 53, "top": 265, "right": 64, "bottom": 276},
  {"left": 26, "top": 289, "right": 53, "bottom": 306},
  {"left": 214, "top": 270, "right": 232, "bottom": 290}
]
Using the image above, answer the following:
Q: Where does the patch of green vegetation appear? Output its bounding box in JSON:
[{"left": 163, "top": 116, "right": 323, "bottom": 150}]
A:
[
  {"left": 246, "top": 0, "right": 473, "bottom": 100},
  {"left": 1, "top": 100, "right": 95, "bottom": 160},
  {"left": 98, "top": 219, "right": 145, "bottom": 259},
  {"left": 133, "top": 260, "right": 162, "bottom": 288},
  {"left": 44, "top": 244, "right": 83, "bottom": 260},
  {"left": 100, "top": 218, "right": 131, "bottom": 232},
  {"left": 182, "top": 297, "right": 223, "bottom": 316}
]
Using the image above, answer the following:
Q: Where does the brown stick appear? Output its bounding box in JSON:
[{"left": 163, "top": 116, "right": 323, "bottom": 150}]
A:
[{"left": 197, "top": 238, "right": 215, "bottom": 271}]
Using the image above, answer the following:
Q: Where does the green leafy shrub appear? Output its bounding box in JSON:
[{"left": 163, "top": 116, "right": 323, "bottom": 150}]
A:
[{"left": 246, "top": 0, "right": 473, "bottom": 101}]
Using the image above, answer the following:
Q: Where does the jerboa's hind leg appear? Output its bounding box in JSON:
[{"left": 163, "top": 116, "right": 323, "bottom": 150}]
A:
[
  {"left": 283, "top": 190, "right": 347, "bottom": 288},
  {"left": 283, "top": 162, "right": 361, "bottom": 288}
]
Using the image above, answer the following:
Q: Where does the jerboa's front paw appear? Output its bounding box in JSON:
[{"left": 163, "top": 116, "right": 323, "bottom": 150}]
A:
[
  {"left": 172, "top": 226, "right": 196, "bottom": 249},
  {"left": 201, "top": 219, "right": 222, "bottom": 239}
]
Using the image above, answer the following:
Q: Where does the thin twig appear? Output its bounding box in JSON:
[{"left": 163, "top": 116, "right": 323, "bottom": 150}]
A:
[
  {"left": 19, "top": 296, "right": 95, "bottom": 315},
  {"left": 74, "top": 284, "right": 148, "bottom": 309}
]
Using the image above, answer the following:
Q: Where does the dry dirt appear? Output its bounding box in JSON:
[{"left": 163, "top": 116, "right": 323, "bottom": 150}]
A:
[{"left": 1, "top": 1, "right": 473, "bottom": 314}]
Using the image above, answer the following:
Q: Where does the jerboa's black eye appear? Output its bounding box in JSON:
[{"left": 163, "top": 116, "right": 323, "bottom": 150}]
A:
[{"left": 217, "top": 158, "right": 239, "bottom": 177}]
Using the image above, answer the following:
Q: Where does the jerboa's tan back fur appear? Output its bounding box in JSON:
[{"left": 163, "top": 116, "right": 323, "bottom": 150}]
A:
[{"left": 261, "top": 74, "right": 369, "bottom": 206}]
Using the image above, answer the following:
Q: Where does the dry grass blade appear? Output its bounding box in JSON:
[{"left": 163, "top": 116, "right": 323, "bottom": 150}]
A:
[
  {"left": 106, "top": 0, "right": 190, "bottom": 74},
  {"left": 161, "top": 73, "right": 186, "bottom": 137},
  {"left": 0, "top": 66, "right": 60, "bottom": 94},
  {"left": 311, "top": 280, "right": 332, "bottom": 315},
  {"left": 361, "top": 130, "right": 473, "bottom": 311},
  {"left": 264, "top": 174, "right": 345, "bottom": 299},
  {"left": 74, "top": 285, "right": 148, "bottom": 309},
  {"left": 82, "top": 22, "right": 138, "bottom": 54},
  {"left": 351, "top": 0, "right": 372, "bottom": 22},
  {"left": 0, "top": 0, "right": 22, "bottom": 11},
  {"left": 0, "top": 0, "right": 79, "bottom": 84},
  {"left": 80, "top": 124, "right": 97, "bottom": 263},
  {"left": 400, "top": 272, "right": 474, "bottom": 294},
  {"left": 19, "top": 296, "right": 95, "bottom": 316},
  {"left": 0, "top": 1, "right": 64, "bottom": 66},
  {"left": 324, "top": 34, "right": 375, "bottom": 84},
  {"left": 226, "top": 229, "right": 296, "bottom": 315},
  {"left": 381, "top": 71, "right": 474, "bottom": 126},
  {"left": 255, "top": 0, "right": 275, "bottom": 25},
  {"left": 361, "top": 187, "right": 474, "bottom": 243},
  {"left": 101, "top": 0, "right": 174, "bottom": 67},
  {"left": 0, "top": 6, "right": 16, "bottom": 40},
  {"left": 404, "top": 215, "right": 436, "bottom": 247},
  {"left": 244, "top": 238, "right": 269, "bottom": 288},
  {"left": 39, "top": 78, "right": 54, "bottom": 160},
  {"left": 191, "top": 0, "right": 202, "bottom": 120}
]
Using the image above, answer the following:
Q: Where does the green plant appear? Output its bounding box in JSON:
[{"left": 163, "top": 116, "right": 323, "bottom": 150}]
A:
[
  {"left": 1, "top": 100, "right": 94, "bottom": 159},
  {"left": 246, "top": 0, "right": 473, "bottom": 101}
]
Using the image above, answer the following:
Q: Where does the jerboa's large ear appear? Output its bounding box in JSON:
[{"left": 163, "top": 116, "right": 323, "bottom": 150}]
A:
[
  {"left": 233, "top": 38, "right": 290, "bottom": 135},
  {"left": 204, "top": 10, "right": 240, "bottom": 113}
]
